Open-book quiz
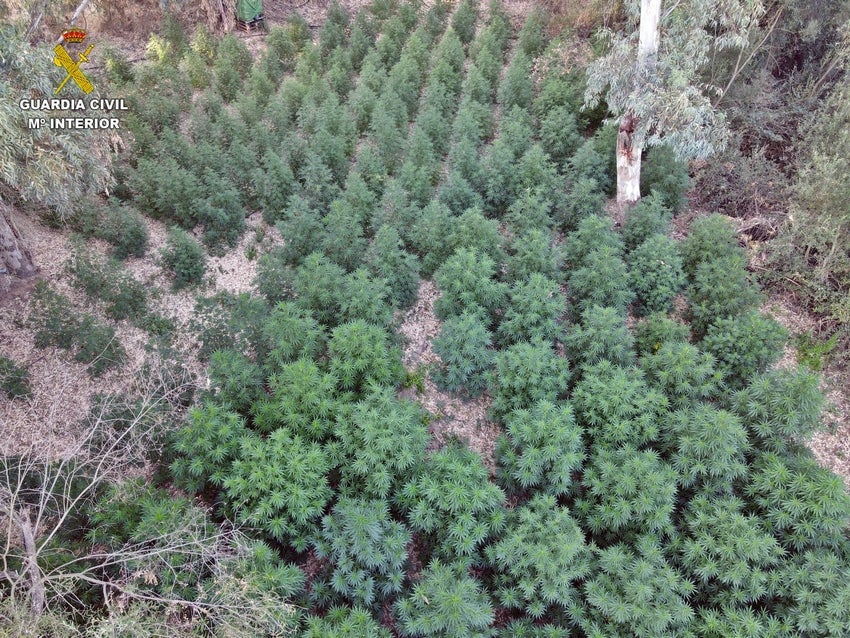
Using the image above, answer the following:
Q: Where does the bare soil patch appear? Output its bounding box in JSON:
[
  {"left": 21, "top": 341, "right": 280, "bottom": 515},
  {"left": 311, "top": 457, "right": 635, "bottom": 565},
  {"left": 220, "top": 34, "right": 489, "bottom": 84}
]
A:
[{"left": 397, "top": 280, "right": 501, "bottom": 473}]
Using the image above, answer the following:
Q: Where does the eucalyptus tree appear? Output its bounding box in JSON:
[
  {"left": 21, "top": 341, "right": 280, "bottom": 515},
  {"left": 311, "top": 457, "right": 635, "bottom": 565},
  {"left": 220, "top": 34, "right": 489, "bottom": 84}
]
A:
[{"left": 585, "top": 0, "right": 765, "bottom": 206}]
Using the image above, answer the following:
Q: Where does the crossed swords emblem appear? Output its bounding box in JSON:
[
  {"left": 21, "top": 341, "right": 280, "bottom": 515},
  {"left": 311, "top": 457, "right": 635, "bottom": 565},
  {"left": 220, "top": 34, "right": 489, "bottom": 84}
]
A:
[{"left": 53, "top": 42, "right": 94, "bottom": 95}]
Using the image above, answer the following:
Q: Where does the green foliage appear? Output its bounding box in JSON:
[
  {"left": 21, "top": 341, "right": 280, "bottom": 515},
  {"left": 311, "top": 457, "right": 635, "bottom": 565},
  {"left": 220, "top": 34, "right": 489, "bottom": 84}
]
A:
[
  {"left": 263, "top": 301, "right": 325, "bottom": 367},
  {"left": 402, "top": 442, "right": 505, "bottom": 558},
  {"left": 567, "top": 245, "right": 634, "bottom": 317},
  {"left": 640, "top": 145, "right": 691, "bottom": 212},
  {"left": 341, "top": 268, "right": 394, "bottom": 327},
  {"left": 732, "top": 368, "right": 824, "bottom": 454},
  {"left": 29, "top": 283, "right": 126, "bottom": 376},
  {"left": 628, "top": 234, "right": 686, "bottom": 315},
  {"left": 302, "top": 606, "right": 391, "bottom": 638},
  {"left": 102, "top": 45, "right": 134, "bottom": 85},
  {"left": 499, "top": 52, "right": 533, "bottom": 111},
  {"left": 327, "top": 320, "right": 405, "bottom": 393},
  {"left": 702, "top": 312, "right": 787, "bottom": 389},
  {"left": 680, "top": 214, "right": 741, "bottom": 279},
  {"left": 573, "top": 360, "right": 666, "bottom": 448},
  {"left": 223, "top": 428, "right": 332, "bottom": 550},
  {"left": 496, "top": 400, "right": 583, "bottom": 497},
  {"left": 366, "top": 225, "right": 421, "bottom": 308},
  {"left": 579, "top": 446, "right": 678, "bottom": 539},
  {"left": 207, "top": 349, "right": 264, "bottom": 415},
  {"left": 662, "top": 404, "right": 749, "bottom": 490},
  {"left": 564, "top": 305, "right": 635, "bottom": 369},
  {"left": 517, "top": 7, "right": 547, "bottom": 57},
  {"left": 687, "top": 255, "right": 762, "bottom": 337},
  {"left": 170, "top": 401, "right": 249, "bottom": 493},
  {"left": 395, "top": 559, "right": 494, "bottom": 637},
  {"left": 745, "top": 451, "right": 850, "bottom": 551},
  {"left": 641, "top": 341, "right": 720, "bottom": 408},
  {"left": 68, "top": 246, "right": 148, "bottom": 321},
  {"left": 496, "top": 274, "right": 566, "bottom": 346},
  {"left": 540, "top": 106, "right": 582, "bottom": 170},
  {"left": 191, "top": 292, "right": 269, "bottom": 361},
  {"left": 562, "top": 214, "right": 623, "bottom": 271},
  {"left": 487, "top": 493, "right": 591, "bottom": 619},
  {"left": 258, "top": 358, "right": 338, "bottom": 439},
  {"left": 434, "top": 248, "right": 507, "bottom": 325},
  {"left": 0, "top": 356, "right": 30, "bottom": 399},
  {"left": 794, "top": 330, "right": 840, "bottom": 372},
  {"left": 98, "top": 202, "right": 149, "bottom": 260},
  {"left": 489, "top": 340, "right": 570, "bottom": 423},
  {"left": 675, "top": 493, "right": 783, "bottom": 607},
  {"left": 634, "top": 313, "right": 691, "bottom": 356},
  {"left": 334, "top": 388, "right": 429, "bottom": 499},
  {"left": 622, "top": 192, "right": 673, "bottom": 253},
  {"left": 314, "top": 497, "right": 410, "bottom": 606},
  {"left": 578, "top": 535, "right": 695, "bottom": 638},
  {"left": 451, "top": 0, "right": 479, "bottom": 45},
  {"left": 506, "top": 228, "right": 562, "bottom": 283},
  {"left": 160, "top": 227, "right": 206, "bottom": 289},
  {"left": 291, "top": 252, "right": 347, "bottom": 326},
  {"left": 214, "top": 34, "right": 253, "bottom": 101},
  {"left": 433, "top": 311, "right": 495, "bottom": 397}
]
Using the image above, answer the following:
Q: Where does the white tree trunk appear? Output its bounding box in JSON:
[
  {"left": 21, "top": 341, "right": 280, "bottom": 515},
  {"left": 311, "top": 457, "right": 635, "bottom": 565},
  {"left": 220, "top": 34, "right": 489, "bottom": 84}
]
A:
[{"left": 617, "top": 0, "right": 662, "bottom": 207}]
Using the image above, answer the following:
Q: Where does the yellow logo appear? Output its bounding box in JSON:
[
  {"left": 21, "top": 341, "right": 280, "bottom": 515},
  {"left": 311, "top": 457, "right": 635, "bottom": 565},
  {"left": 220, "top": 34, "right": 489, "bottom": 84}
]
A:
[{"left": 53, "top": 28, "right": 94, "bottom": 95}]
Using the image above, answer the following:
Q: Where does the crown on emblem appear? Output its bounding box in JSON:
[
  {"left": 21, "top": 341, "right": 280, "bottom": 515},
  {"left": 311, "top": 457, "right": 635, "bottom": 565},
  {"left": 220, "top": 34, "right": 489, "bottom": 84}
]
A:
[{"left": 62, "top": 29, "right": 87, "bottom": 43}]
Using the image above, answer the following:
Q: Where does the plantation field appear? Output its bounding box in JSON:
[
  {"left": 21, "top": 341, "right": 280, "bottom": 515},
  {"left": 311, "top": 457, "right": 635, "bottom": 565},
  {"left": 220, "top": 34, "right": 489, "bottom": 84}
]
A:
[{"left": 2, "top": 0, "right": 850, "bottom": 635}]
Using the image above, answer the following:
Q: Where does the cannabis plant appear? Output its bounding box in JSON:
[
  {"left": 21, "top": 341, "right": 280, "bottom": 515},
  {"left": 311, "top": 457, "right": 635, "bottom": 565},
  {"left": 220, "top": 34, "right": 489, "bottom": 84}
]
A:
[
  {"left": 564, "top": 305, "right": 635, "bottom": 370},
  {"left": 433, "top": 311, "right": 495, "bottom": 397},
  {"left": 628, "top": 234, "right": 686, "bottom": 315},
  {"left": 486, "top": 494, "right": 592, "bottom": 619},
  {"left": 702, "top": 311, "right": 787, "bottom": 389},
  {"left": 496, "top": 400, "right": 584, "bottom": 497},
  {"left": 496, "top": 274, "right": 566, "bottom": 346}
]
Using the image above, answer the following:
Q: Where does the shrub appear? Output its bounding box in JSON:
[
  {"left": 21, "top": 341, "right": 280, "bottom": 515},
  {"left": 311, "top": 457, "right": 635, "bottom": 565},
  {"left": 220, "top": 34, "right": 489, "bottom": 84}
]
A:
[
  {"left": 540, "top": 106, "right": 582, "bottom": 170},
  {"left": 680, "top": 213, "right": 741, "bottom": 279},
  {"left": 577, "top": 446, "right": 678, "bottom": 537},
  {"left": 564, "top": 305, "right": 635, "bottom": 369},
  {"left": 170, "top": 401, "right": 249, "bottom": 493},
  {"left": 341, "top": 268, "right": 394, "bottom": 327},
  {"left": 313, "top": 497, "right": 410, "bottom": 607},
  {"left": 30, "top": 282, "right": 78, "bottom": 350},
  {"left": 434, "top": 247, "right": 507, "bottom": 325},
  {"left": 334, "top": 388, "right": 429, "bottom": 499},
  {"left": 395, "top": 559, "right": 494, "bottom": 638},
  {"left": 745, "top": 451, "right": 850, "bottom": 551},
  {"left": 498, "top": 51, "right": 533, "bottom": 111},
  {"left": 68, "top": 247, "right": 148, "bottom": 321},
  {"left": 641, "top": 341, "right": 720, "bottom": 408},
  {"left": 223, "top": 428, "right": 332, "bottom": 550},
  {"left": 633, "top": 313, "right": 691, "bottom": 356},
  {"left": 567, "top": 245, "right": 634, "bottom": 317},
  {"left": 100, "top": 203, "right": 149, "bottom": 259},
  {"left": 0, "top": 356, "right": 31, "bottom": 399},
  {"left": 562, "top": 214, "right": 623, "bottom": 271},
  {"left": 433, "top": 311, "right": 495, "bottom": 397},
  {"left": 102, "top": 45, "right": 134, "bottom": 85},
  {"left": 662, "top": 405, "right": 750, "bottom": 491},
  {"left": 366, "top": 225, "right": 421, "bottom": 308},
  {"left": 446, "top": 208, "right": 507, "bottom": 267},
  {"left": 496, "top": 273, "right": 566, "bottom": 346},
  {"left": 496, "top": 400, "right": 584, "bottom": 497},
  {"left": 321, "top": 201, "right": 368, "bottom": 272},
  {"left": 273, "top": 195, "right": 323, "bottom": 266},
  {"left": 214, "top": 34, "right": 253, "bottom": 101},
  {"left": 262, "top": 301, "right": 325, "bottom": 368},
  {"left": 327, "top": 320, "right": 405, "bottom": 393},
  {"left": 732, "top": 368, "right": 824, "bottom": 454},
  {"left": 621, "top": 192, "right": 672, "bottom": 253},
  {"left": 687, "top": 254, "right": 762, "bottom": 337},
  {"left": 640, "top": 145, "right": 691, "bottom": 212},
  {"left": 256, "top": 358, "right": 339, "bottom": 439},
  {"left": 451, "top": 0, "right": 478, "bottom": 45},
  {"left": 207, "top": 350, "right": 264, "bottom": 415},
  {"left": 557, "top": 179, "right": 606, "bottom": 236},
  {"left": 191, "top": 292, "right": 269, "bottom": 360},
  {"left": 74, "top": 316, "right": 127, "bottom": 376},
  {"left": 628, "top": 234, "right": 686, "bottom": 315},
  {"left": 572, "top": 360, "right": 667, "bottom": 448},
  {"left": 486, "top": 494, "right": 591, "bottom": 619},
  {"left": 489, "top": 340, "right": 570, "bottom": 422},
  {"left": 702, "top": 311, "right": 787, "bottom": 389},
  {"left": 517, "top": 7, "right": 547, "bottom": 57},
  {"left": 302, "top": 607, "right": 391, "bottom": 638},
  {"left": 290, "top": 252, "right": 347, "bottom": 327},
  {"left": 506, "top": 228, "right": 562, "bottom": 283},
  {"left": 161, "top": 227, "right": 206, "bottom": 289},
  {"left": 676, "top": 493, "right": 784, "bottom": 607},
  {"left": 577, "top": 535, "right": 695, "bottom": 637},
  {"left": 402, "top": 442, "right": 505, "bottom": 558}
]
